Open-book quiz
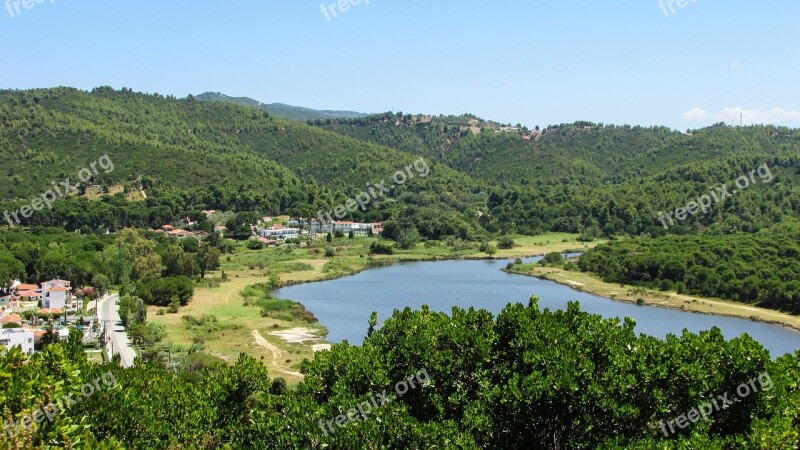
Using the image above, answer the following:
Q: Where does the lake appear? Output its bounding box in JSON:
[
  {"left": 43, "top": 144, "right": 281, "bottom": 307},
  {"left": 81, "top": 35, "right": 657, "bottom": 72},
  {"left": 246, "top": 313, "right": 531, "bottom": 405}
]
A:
[{"left": 274, "top": 255, "right": 800, "bottom": 357}]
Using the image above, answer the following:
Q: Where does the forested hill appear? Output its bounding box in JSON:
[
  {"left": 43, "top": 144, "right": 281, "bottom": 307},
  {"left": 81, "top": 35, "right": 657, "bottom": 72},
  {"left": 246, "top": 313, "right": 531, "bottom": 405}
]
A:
[
  {"left": 312, "top": 112, "right": 800, "bottom": 186},
  {"left": 1, "top": 87, "right": 799, "bottom": 237},
  {"left": 194, "top": 91, "right": 368, "bottom": 121},
  {"left": 0, "top": 87, "right": 484, "bottom": 229}
]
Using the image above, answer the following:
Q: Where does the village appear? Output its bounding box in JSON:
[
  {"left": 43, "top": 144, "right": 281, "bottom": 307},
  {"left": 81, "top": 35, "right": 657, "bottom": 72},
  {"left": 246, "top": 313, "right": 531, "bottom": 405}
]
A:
[
  {"left": 152, "top": 212, "right": 383, "bottom": 246},
  {"left": 0, "top": 278, "right": 100, "bottom": 356}
]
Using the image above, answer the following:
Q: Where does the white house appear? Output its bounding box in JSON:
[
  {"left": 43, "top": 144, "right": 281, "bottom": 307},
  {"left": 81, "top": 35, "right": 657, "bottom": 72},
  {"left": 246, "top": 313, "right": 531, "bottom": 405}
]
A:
[
  {"left": 0, "top": 328, "right": 34, "bottom": 355},
  {"left": 41, "top": 279, "right": 72, "bottom": 310},
  {"left": 311, "top": 221, "right": 382, "bottom": 236},
  {"left": 261, "top": 225, "right": 300, "bottom": 240}
]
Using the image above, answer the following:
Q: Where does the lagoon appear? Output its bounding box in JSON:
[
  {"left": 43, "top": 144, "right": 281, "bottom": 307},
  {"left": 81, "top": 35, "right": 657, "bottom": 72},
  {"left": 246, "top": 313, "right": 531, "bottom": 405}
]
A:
[{"left": 274, "top": 256, "right": 800, "bottom": 357}]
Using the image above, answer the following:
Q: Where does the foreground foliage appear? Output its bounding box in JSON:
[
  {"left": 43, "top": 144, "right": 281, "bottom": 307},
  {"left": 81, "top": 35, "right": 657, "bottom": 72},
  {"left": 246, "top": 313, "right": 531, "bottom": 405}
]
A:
[{"left": 2, "top": 300, "right": 799, "bottom": 449}]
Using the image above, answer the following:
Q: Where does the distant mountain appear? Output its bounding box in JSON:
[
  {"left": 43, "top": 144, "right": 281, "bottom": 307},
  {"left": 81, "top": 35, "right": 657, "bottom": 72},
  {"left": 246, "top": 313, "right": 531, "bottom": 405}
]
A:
[{"left": 193, "top": 92, "right": 368, "bottom": 121}]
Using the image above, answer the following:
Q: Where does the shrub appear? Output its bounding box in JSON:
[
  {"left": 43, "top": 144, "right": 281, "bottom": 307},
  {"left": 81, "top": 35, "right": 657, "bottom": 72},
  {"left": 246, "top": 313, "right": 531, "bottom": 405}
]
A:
[
  {"left": 542, "top": 252, "right": 563, "bottom": 264},
  {"left": 369, "top": 241, "right": 394, "bottom": 255},
  {"left": 497, "top": 236, "right": 515, "bottom": 249}
]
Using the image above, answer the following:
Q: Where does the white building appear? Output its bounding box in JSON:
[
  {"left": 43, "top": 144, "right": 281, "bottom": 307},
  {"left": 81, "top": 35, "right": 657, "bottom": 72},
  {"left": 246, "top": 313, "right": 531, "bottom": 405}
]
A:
[
  {"left": 0, "top": 328, "right": 34, "bottom": 355},
  {"left": 261, "top": 225, "right": 300, "bottom": 240},
  {"left": 42, "top": 279, "right": 72, "bottom": 310},
  {"left": 311, "top": 221, "right": 382, "bottom": 236}
]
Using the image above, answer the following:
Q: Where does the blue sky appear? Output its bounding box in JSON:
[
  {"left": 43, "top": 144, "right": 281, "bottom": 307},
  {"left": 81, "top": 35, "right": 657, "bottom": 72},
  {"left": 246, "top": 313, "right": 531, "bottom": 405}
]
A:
[{"left": 1, "top": 0, "right": 798, "bottom": 130}]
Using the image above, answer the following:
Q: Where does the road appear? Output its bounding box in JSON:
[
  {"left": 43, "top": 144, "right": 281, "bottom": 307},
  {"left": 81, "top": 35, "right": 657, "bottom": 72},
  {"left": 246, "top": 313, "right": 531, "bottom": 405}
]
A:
[{"left": 97, "top": 294, "right": 136, "bottom": 368}]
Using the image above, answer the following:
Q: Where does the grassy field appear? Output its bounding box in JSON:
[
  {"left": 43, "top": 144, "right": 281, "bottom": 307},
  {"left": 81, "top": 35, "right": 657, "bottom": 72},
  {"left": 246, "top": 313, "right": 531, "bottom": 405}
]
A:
[
  {"left": 149, "top": 233, "right": 599, "bottom": 382},
  {"left": 508, "top": 262, "right": 800, "bottom": 333}
]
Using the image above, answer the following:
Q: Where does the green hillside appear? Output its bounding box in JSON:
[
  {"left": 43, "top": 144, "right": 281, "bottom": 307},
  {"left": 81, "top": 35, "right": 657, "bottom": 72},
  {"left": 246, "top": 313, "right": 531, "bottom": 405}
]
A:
[
  {"left": 1, "top": 87, "right": 799, "bottom": 238},
  {"left": 194, "top": 91, "right": 368, "bottom": 121},
  {"left": 0, "top": 87, "right": 484, "bottom": 232}
]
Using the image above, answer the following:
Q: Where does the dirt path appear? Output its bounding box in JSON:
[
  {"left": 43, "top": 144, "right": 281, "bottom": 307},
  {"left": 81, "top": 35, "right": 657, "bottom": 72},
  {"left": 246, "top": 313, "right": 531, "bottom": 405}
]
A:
[{"left": 251, "top": 329, "right": 303, "bottom": 378}]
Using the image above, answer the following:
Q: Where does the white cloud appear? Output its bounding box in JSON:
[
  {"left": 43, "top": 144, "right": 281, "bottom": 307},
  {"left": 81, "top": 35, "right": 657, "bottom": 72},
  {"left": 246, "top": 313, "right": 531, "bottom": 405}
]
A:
[
  {"left": 682, "top": 107, "right": 708, "bottom": 121},
  {"left": 683, "top": 106, "right": 800, "bottom": 126}
]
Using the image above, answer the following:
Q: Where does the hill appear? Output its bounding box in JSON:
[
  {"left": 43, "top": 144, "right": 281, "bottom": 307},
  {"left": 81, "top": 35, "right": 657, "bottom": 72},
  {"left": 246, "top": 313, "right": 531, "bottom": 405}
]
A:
[
  {"left": 194, "top": 92, "right": 368, "bottom": 121},
  {"left": 0, "top": 87, "right": 483, "bottom": 233},
  {"left": 1, "top": 87, "right": 799, "bottom": 238}
]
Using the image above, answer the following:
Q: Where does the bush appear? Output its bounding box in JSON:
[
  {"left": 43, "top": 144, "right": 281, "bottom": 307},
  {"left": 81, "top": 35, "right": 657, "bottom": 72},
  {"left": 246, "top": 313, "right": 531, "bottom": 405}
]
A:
[
  {"left": 247, "top": 239, "right": 264, "bottom": 250},
  {"left": 542, "top": 252, "right": 563, "bottom": 264},
  {"left": 324, "top": 247, "right": 335, "bottom": 257},
  {"left": 369, "top": 241, "right": 394, "bottom": 255},
  {"left": 497, "top": 236, "right": 515, "bottom": 249}
]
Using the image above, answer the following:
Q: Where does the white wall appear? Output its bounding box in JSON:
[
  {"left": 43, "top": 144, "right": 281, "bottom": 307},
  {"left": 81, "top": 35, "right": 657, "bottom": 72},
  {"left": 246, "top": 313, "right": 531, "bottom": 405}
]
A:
[{"left": 0, "top": 329, "right": 34, "bottom": 355}]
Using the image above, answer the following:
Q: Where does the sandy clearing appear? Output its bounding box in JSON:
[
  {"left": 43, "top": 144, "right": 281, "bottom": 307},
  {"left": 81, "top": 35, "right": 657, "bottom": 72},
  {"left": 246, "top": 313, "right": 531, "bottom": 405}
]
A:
[
  {"left": 251, "top": 329, "right": 302, "bottom": 378},
  {"left": 270, "top": 327, "right": 321, "bottom": 343}
]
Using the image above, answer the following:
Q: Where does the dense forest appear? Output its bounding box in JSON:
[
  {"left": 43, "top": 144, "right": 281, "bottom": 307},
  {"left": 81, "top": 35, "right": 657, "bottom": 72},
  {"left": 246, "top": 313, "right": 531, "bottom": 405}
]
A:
[
  {"left": 2, "top": 300, "right": 799, "bottom": 449},
  {"left": 3, "top": 88, "right": 800, "bottom": 238},
  {"left": 579, "top": 220, "right": 800, "bottom": 313}
]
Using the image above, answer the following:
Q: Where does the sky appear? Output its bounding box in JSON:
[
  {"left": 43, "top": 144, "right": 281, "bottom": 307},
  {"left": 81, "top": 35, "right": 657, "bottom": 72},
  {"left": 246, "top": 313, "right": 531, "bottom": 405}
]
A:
[{"left": 1, "top": 0, "right": 798, "bottom": 130}]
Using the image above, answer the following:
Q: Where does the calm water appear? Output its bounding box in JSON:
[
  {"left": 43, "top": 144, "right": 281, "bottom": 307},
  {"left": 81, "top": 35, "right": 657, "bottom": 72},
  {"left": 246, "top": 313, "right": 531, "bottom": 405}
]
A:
[{"left": 274, "top": 256, "right": 800, "bottom": 357}]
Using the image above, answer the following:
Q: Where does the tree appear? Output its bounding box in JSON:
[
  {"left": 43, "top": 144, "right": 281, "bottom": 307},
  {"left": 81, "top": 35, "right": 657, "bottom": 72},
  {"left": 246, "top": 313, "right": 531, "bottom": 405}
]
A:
[
  {"left": 162, "top": 246, "right": 196, "bottom": 277},
  {"left": 197, "top": 244, "right": 221, "bottom": 279},
  {"left": 395, "top": 226, "right": 420, "bottom": 250},
  {"left": 135, "top": 276, "right": 194, "bottom": 306},
  {"left": 326, "top": 233, "right": 332, "bottom": 243},
  {"left": 92, "top": 273, "right": 111, "bottom": 295},
  {"left": 107, "top": 228, "right": 163, "bottom": 283},
  {"left": 367, "top": 311, "right": 378, "bottom": 337}
]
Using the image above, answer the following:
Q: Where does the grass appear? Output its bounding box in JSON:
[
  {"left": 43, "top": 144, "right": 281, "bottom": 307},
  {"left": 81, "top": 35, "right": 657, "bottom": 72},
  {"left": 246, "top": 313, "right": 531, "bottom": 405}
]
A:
[{"left": 149, "top": 233, "right": 600, "bottom": 383}]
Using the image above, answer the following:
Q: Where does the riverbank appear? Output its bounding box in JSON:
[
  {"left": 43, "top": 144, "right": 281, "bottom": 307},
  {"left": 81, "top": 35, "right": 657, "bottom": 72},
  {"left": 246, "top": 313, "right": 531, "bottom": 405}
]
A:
[
  {"left": 507, "top": 264, "right": 800, "bottom": 333},
  {"left": 149, "top": 233, "right": 601, "bottom": 382}
]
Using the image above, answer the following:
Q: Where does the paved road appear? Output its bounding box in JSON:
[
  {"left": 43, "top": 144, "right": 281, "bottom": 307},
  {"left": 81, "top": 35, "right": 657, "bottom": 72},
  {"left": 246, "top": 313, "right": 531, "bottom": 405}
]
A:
[{"left": 97, "top": 294, "right": 136, "bottom": 367}]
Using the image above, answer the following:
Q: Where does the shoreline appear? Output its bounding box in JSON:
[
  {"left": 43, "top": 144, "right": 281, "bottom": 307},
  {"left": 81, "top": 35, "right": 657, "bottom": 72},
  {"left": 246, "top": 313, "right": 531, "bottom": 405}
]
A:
[
  {"left": 506, "top": 265, "right": 800, "bottom": 334},
  {"left": 274, "top": 247, "right": 588, "bottom": 291}
]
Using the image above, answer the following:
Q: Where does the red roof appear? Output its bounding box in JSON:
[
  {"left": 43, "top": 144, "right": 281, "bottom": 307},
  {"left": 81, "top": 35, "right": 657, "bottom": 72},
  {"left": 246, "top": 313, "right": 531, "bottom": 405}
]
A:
[
  {"left": 0, "top": 314, "right": 22, "bottom": 324},
  {"left": 16, "top": 290, "right": 41, "bottom": 298},
  {"left": 16, "top": 284, "right": 38, "bottom": 291}
]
